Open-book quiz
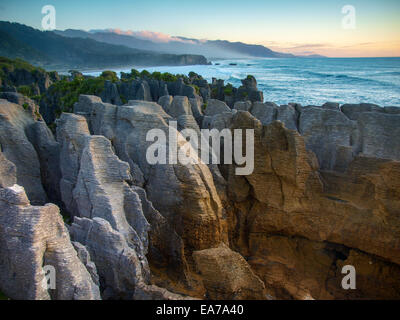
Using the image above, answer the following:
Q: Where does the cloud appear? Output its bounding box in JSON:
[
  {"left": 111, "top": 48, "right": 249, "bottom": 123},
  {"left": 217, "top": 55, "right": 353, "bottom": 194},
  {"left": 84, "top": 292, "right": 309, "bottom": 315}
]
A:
[
  {"left": 261, "top": 41, "right": 331, "bottom": 52},
  {"left": 339, "top": 42, "right": 375, "bottom": 49},
  {"left": 104, "top": 29, "right": 196, "bottom": 44},
  {"left": 286, "top": 43, "right": 328, "bottom": 50}
]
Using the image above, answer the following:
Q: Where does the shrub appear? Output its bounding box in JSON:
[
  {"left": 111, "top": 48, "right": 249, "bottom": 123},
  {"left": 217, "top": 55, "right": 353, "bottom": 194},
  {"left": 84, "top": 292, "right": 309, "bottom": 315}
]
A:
[
  {"left": 190, "top": 84, "right": 200, "bottom": 94},
  {"left": 224, "top": 83, "right": 234, "bottom": 96},
  {"left": 140, "top": 70, "right": 151, "bottom": 78},
  {"left": 160, "top": 72, "right": 178, "bottom": 82},
  {"left": 17, "top": 85, "right": 32, "bottom": 97},
  {"left": 151, "top": 71, "right": 162, "bottom": 80},
  {"left": 189, "top": 71, "right": 198, "bottom": 78},
  {"left": 0, "top": 290, "right": 9, "bottom": 300},
  {"left": 130, "top": 69, "right": 141, "bottom": 79},
  {"left": 100, "top": 70, "right": 118, "bottom": 82}
]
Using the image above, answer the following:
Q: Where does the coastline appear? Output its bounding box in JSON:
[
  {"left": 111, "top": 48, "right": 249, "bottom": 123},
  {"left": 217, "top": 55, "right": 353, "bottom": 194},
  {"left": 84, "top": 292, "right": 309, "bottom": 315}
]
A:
[{"left": 79, "top": 57, "right": 400, "bottom": 107}]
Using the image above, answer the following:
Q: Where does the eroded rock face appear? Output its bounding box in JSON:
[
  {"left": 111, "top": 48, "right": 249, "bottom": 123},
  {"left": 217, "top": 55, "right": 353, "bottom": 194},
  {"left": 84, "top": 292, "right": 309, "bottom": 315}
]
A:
[
  {"left": 204, "top": 99, "right": 231, "bottom": 117},
  {"left": 1, "top": 90, "right": 399, "bottom": 300},
  {"left": 222, "top": 109, "right": 400, "bottom": 299},
  {"left": 73, "top": 96, "right": 228, "bottom": 252},
  {"left": 56, "top": 111, "right": 195, "bottom": 298},
  {"left": 70, "top": 217, "right": 149, "bottom": 299},
  {"left": 0, "top": 151, "right": 16, "bottom": 188},
  {"left": 193, "top": 244, "right": 266, "bottom": 300},
  {"left": 56, "top": 113, "right": 153, "bottom": 296},
  {"left": 0, "top": 99, "right": 47, "bottom": 204},
  {"left": 0, "top": 185, "right": 100, "bottom": 300}
]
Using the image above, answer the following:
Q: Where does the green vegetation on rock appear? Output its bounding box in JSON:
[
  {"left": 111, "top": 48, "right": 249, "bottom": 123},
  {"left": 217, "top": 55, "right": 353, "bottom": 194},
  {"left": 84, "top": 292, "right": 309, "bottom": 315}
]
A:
[
  {"left": 0, "top": 290, "right": 9, "bottom": 300},
  {"left": 45, "top": 77, "right": 105, "bottom": 116},
  {"left": 224, "top": 83, "right": 234, "bottom": 96}
]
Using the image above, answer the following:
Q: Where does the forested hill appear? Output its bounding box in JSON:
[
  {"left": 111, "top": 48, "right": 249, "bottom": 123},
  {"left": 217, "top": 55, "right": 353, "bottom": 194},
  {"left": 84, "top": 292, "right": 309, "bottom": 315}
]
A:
[{"left": 0, "top": 21, "right": 209, "bottom": 70}]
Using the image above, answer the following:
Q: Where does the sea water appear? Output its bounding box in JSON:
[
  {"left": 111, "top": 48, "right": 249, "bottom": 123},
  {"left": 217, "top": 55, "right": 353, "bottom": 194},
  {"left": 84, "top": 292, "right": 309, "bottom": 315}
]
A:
[{"left": 83, "top": 57, "right": 400, "bottom": 107}]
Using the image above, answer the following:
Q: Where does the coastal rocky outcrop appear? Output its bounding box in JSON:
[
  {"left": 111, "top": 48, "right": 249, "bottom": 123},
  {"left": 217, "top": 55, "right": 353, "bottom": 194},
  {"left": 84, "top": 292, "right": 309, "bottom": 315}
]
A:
[{"left": 0, "top": 72, "right": 399, "bottom": 300}]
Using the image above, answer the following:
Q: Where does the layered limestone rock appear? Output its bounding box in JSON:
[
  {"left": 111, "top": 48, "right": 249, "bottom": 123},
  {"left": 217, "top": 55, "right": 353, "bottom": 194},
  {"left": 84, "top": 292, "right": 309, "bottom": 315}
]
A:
[
  {"left": 0, "top": 99, "right": 47, "bottom": 204},
  {"left": 0, "top": 151, "right": 16, "bottom": 188},
  {"left": 70, "top": 217, "right": 149, "bottom": 299},
  {"left": 73, "top": 96, "right": 228, "bottom": 252},
  {"left": 0, "top": 184, "right": 100, "bottom": 300},
  {"left": 70, "top": 217, "right": 190, "bottom": 300},
  {"left": 193, "top": 244, "right": 266, "bottom": 300},
  {"left": 57, "top": 111, "right": 193, "bottom": 297},
  {"left": 1, "top": 88, "right": 399, "bottom": 300},
  {"left": 204, "top": 99, "right": 231, "bottom": 117},
  {"left": 220, "top": 109, "right": 400, "bottom": 299},
  {"left": 56, "top": 113, "right": 151, "bottom": 293}
]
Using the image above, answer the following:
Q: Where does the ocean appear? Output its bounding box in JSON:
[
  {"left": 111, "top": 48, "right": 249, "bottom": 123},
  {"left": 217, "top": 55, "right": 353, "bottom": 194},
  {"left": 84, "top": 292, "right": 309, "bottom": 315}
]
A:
[{"left": 83, "top": 57, "right": 400, "bottom": 107}]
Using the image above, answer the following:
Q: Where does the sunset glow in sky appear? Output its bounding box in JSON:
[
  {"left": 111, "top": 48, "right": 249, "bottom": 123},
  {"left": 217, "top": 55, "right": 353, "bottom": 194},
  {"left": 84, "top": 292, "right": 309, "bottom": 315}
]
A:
[{"left": 0, "top": 0, "right": 399, "bottom": 57}]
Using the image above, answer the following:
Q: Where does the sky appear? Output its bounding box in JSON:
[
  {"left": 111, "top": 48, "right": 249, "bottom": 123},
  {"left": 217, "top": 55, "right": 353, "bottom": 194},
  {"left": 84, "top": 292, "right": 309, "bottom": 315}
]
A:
[{"left": 0, "top": 0, "right": 399, "bottom": 57}]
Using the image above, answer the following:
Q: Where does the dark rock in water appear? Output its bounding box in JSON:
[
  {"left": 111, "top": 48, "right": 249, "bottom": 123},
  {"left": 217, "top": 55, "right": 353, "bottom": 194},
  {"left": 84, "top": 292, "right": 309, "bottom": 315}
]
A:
[{"left": 229, "top": 63, "right": 237, "bottom": 66}]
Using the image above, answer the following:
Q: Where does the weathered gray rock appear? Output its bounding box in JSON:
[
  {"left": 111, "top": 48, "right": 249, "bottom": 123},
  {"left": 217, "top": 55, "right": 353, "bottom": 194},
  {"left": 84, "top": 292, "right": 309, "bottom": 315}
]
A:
[
  {"left": 73, "top": 134, "right": 150, "bottom": 256},
  {"left": 73, "top": 96, "right": 228, "bottom": 252},
  {"left": 56, "top": 111, "right": 193, "bottom": 298},
  {"left": 204, "top": 99, "right": 231, "bottom": 117},
  {"left": 70, "top": 217, "right": 149, "bottom": 299},
  {"left": 167, "top": 96, "right": 192, "bottom": 118},
  {"left": 72, "top": 242, "right": 100, "bottom": 287},
  {"left": 384, "top": 106, "right": 400, "bottom": 114},
  {"left": 277, "top": 104, "right": 298, "bottom": 130},
  {"left": 0, "top": 92, "right": 42, "bottom": 121},
  {"left": 0, "top": 99, "right": 47, "bottom": 204},
  {"left": 101, "top": 80, "right": 122, "bottom": 105},
  {"left": 201, "top": 115, "right": 213, "bottom": 129},
  {"left": 26, "top": 121, "right": 61, "bottom": 204},
  {"left": 357, "top": 112, "right": 400, "bottom": 160},
  {"left": 132, "top": 186, "right": 189, "bottom": 280},
  {"left": 56, "top": 113, "right": 91, "bottom": 216},
  {"left": 341, "top": 103, "right": 383, "bottom": 120},
  {"left": 250, "top": 102, "right": 278, "bottom": 126},
  {"left": 0, "top": 151, "right": 16, "bottom": 188},
  {"left": 208, "top": 112, "right": 234, "bottom": 132},
  {"left": 158, "top": 95, "right": 173, "bottom": 113},
  {"left": 0, "top": 185, "right": 100, "bottom": 300},
  {"left": 299, "top": 106, "right": 357, "bottom": 170},
  {"left": 137, "top": 81, "right": 152, "bottom": 101},
  {"left": 234, "top": 101, "right": 252, "bottom": 112},
  {"left": 57, "top": 113, "right": 150, "bottom": 258},
  {"left": 322, "top": 102, "right": 340, "bottom": 111},
  {"left": 177, "top": 115, "right": 201, "bottom": 133},
  {"left": 189, "top": 96, "right": 204, "bottom": 123}
]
